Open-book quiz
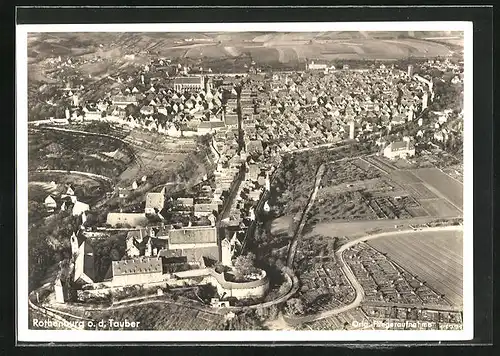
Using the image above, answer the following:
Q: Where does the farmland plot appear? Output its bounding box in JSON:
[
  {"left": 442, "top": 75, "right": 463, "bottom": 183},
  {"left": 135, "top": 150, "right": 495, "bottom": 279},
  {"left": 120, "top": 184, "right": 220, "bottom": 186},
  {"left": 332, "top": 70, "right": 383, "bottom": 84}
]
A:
[
  {"left": 411, "top": 168, "right": 463, "bottom": 209},
  {"left": 405, "top": 183, "right": 438, "bottom": 199},
  {"left": 419, "top": 199, "right": 461, "bottom": 218},
  {"left": 368, "top": 230, "right": 463, "bottom": 307}
]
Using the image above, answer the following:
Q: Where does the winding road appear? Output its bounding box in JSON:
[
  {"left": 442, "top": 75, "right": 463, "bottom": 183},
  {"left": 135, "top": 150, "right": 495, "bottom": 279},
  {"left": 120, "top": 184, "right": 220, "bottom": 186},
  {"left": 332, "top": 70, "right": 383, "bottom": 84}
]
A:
[
  {"left": 30, "top": 126, "right": 143, "bottom": 167},
  {"left": 286, "top": 225, "right": 463, "bottom": 325}
]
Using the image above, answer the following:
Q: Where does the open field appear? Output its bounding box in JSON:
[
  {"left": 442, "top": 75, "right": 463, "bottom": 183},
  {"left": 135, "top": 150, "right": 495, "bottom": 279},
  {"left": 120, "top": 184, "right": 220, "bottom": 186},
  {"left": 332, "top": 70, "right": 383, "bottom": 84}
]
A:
[
  {"left": 306, "top": 216, "right": 444, "bottom": 240},
  {"left": 368, "top": 230, "right": 463, "bottom": 307},
  {"left": 419, "top": 199, "right": 461, "bottom": 218},
  {"left": 411, "top": 168, "right": 463, "bottom": 209},
  {"left": 441, "top": 165, "right": 463, "bottom": 183},
  {"left": 28, "top": 32, "right": 459, "bottom": 64},
  {"left": 405, "top": 183, "right": 438, "bottom": 199}
]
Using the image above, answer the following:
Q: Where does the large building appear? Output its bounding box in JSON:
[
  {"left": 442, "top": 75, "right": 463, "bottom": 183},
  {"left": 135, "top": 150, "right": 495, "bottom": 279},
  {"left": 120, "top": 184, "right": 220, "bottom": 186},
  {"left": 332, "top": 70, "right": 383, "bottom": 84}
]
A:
[
  {"left": 111, "top": 95, "right": 138, "bottom": 108},
  {"left": 110, "top": 256, "right": 163, "bottom": 286},
  {"left": 106, "top": 212, "right": 149, "bottom": 227},
  {"left": 145, "top": 188, "right": 166, "bottom": 215},
  {"left": 162, "top": 226, "right": 219, "bottom": 264},
  {"left": 383, "top": 139, "right": 416, "bottom": 160},
  {"left": 307, "top": 60, "right": 329, "bottom": 71},
  {"left": 197, "top": 120, "right": 226, "bottom": 135},
  {"left": 194, "top": 203, "right": 220, "bottom": 217},
  {"left": 173, "top": 76, "right": 205, "bottom": 91}
]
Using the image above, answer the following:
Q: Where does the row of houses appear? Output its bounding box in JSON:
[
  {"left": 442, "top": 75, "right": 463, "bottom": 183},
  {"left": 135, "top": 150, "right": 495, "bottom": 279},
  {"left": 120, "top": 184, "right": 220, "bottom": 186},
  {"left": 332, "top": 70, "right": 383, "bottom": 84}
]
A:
[{"left": 43, "top": 184, "right": 90, "bottom": 218}]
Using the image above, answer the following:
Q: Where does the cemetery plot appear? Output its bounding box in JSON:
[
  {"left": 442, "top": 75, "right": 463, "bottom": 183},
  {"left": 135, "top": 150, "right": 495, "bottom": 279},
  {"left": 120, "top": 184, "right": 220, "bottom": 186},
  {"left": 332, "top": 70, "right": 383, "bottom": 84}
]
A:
[
  {"left": 303, "top": 308, "right": 372, "bottom": 330},
  {"left": 294, "top": 234, "right": 355, "bottom": 314},
  {"left": 309, "top": 190, "right": 379, "bottom": 222}
]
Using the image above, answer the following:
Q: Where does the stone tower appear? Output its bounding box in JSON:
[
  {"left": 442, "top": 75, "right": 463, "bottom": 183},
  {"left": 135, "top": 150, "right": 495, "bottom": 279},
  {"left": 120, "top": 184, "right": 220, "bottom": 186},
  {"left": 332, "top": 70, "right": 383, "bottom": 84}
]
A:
[
  {"left": 70, "top": 232, "right": 79, "bottom": 256},
  {"left": 349, "top": 120, "right": 355, "bottom": 140},
  {"left": 54, "top": 278, "right": 65, "bottom": 304},
  {"left": 422, "top": 92, "right": 429, "bottom": 110},
  {"left": 221, "top": 238, "right": 232, "bottom": 266},
  {"left": 145, "top": 237, "right": 153, "bottom": 257}
]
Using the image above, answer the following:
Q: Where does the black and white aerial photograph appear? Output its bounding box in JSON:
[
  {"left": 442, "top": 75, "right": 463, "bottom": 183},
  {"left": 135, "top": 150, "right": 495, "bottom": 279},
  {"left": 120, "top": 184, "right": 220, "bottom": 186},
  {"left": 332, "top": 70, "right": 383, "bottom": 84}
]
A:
[{"left": 17, "top": 21, "right": 472, "bottom": 342}]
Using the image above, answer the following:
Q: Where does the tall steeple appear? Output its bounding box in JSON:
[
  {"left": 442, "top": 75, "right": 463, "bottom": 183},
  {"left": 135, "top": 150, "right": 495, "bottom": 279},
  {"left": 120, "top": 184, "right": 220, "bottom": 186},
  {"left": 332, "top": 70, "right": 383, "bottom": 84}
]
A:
[{"left": 265, "top": 172, "right": 271, "bottom": 191}]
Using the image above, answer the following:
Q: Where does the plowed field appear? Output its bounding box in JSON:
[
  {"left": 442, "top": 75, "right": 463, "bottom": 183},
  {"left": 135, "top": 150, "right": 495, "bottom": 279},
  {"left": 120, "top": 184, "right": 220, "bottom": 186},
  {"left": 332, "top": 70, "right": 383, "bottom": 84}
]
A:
[{"left": 368, "top": 230, "right": 463, "bottom": 307}]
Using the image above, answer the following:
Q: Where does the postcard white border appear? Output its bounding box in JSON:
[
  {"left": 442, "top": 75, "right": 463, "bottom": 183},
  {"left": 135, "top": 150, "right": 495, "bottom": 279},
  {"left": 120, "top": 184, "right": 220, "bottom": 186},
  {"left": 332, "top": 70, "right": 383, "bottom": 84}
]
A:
[{"left": 17, "top": 21, "right": 473, "bottom": 343}]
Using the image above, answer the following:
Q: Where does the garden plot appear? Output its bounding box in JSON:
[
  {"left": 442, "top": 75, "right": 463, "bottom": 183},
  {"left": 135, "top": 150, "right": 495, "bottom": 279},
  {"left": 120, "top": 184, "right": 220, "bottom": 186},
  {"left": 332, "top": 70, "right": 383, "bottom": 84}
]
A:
[
  {"left": 368, "top": 230, "right": 463, "bottom": 307},
  {"left": 308, "top": 190, "right": 379, "bottom": 223},
  {"left": 321, "top": 158, "right": 382, "bottom": 188}
]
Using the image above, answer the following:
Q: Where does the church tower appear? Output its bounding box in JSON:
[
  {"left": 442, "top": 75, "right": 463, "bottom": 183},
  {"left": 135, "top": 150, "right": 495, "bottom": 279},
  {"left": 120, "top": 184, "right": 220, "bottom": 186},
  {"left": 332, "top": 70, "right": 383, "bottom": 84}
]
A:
[
  {"left": 145, "top": 237, "right": 153, "bottom": 257},
  {"left": 422, "top": 92, "right": 429, "bottom": 110},
  {"left": 54, "top": 278, "right": 66, "bottom": 304},
  {"left": 70, "top": 232, "right": 80, "bottom": 256},
  {"left": 72, "top": 94, "right": 80, "bottom": 107},
  {"left": 265, "top": 172, "right": 271, "bottom": 191},
  {"left": 221, "top": 238, "right": 233, "bottom": 266}
]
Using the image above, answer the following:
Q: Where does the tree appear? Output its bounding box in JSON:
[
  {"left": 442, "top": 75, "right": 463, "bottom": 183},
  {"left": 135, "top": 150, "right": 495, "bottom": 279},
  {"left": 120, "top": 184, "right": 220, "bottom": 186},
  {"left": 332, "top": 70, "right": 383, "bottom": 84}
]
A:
[
  {"left": 28, "top": 201, "right": 46, "bottom": 222},
  {"left": 285, "top": 298, "right": 305, "bottom": 315},
  {"left": 198, "top": 284, "right": 218, "bottom": 302},
  {"left": 125, "top": 103, "right": 139, "bottom": 117},
  {"left": 110, "top": 248, "right": 121, "bottom": 261},
  {"left": 233, "top": 252, "right": 258, "bottom": 281}
]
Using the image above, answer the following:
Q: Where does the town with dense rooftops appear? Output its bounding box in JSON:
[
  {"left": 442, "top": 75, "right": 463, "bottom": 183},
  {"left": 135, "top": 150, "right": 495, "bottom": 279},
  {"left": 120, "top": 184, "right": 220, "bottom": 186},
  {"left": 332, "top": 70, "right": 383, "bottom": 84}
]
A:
[{"left": 27, "top": 30, "right": 465, "bottom": 331}]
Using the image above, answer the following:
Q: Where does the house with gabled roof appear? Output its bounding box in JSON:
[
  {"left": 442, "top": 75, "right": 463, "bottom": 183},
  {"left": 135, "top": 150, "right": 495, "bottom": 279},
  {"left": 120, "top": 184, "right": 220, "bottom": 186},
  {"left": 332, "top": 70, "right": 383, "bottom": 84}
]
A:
[
  {"left": 383, "top": 139, "right": 415, "bottom": 160},
  {"left": 145, "top": 188, "right": 166, "bottom": 215},
  {"left": 140, "top": 105, "right": 154, "bottom": 116},
  {"left": 162, "top": 226, "right": 219, "bottom": 265},
  {"left": 106, "top": 212, "right": 149, "bottom": 227},
  {"left": 110, "top": 256, "right": 163, "bottom": 286},
  {"left": 73, "top": 239, "right": 96, "bottom": 285},
  {"left": 44, "top": 195, "right": 57, "bottom": 211},
  {"left": 194, "top": 203, "right": 219, "bottom": 217}
]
